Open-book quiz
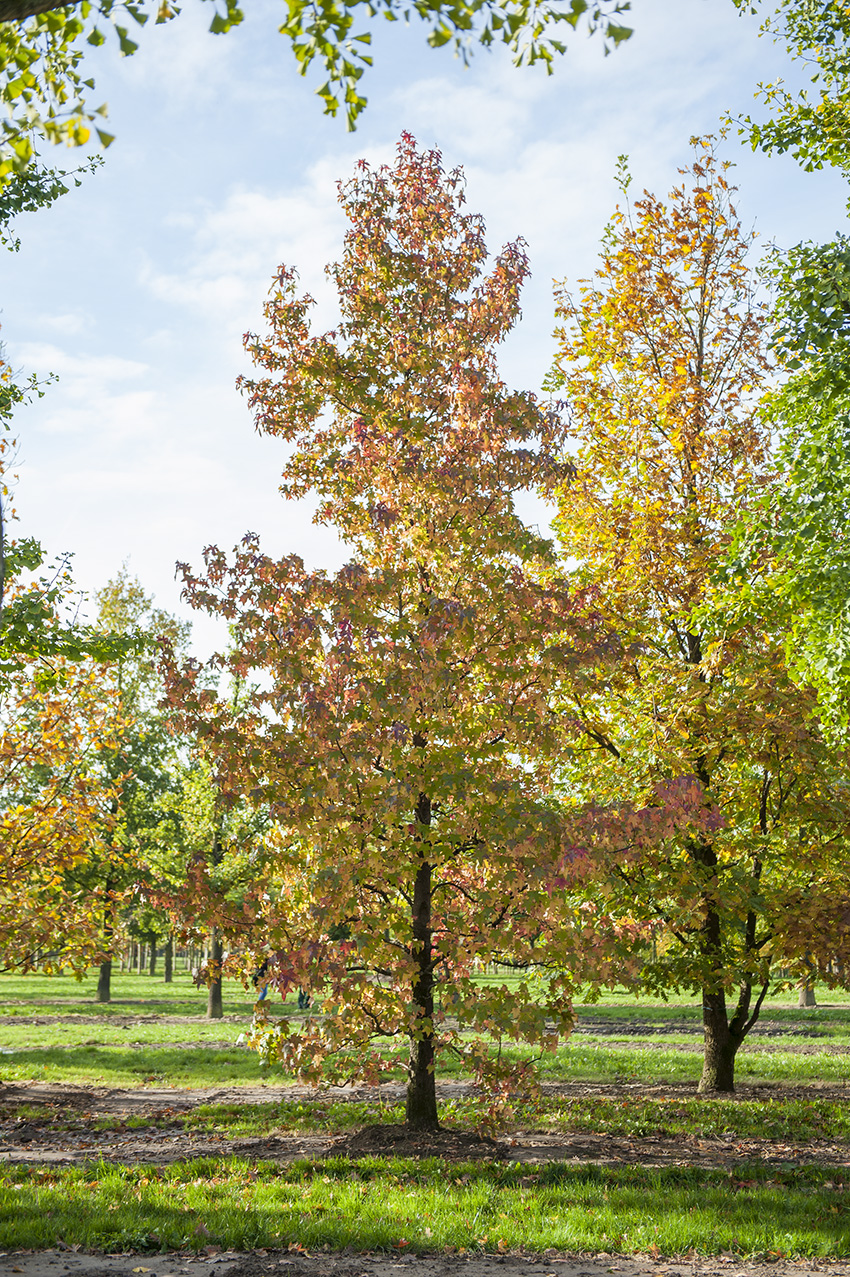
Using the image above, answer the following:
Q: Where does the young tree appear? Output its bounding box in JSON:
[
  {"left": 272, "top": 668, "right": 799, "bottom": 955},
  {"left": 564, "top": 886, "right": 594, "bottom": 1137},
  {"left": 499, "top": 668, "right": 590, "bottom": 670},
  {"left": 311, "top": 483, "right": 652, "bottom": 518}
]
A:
[
  {"left": 166, "top": 137, "right": 703, "bottom": 1129},
  {"left": 86, "top": 568, "right": 190, "bottom": 1001},
  {"left": 548, "top": 141, "right": 850, "bottom": 1092},
  {"left": 0, "top": 655, "right": 126, "bottom": 971}
]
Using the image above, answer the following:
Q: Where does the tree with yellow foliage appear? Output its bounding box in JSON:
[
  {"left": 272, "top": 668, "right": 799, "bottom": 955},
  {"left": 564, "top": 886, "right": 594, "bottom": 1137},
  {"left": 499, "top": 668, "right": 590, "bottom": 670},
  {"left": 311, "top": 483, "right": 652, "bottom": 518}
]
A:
[{"left": 549, "top": 140, "right": 850, "bottom": 1092}]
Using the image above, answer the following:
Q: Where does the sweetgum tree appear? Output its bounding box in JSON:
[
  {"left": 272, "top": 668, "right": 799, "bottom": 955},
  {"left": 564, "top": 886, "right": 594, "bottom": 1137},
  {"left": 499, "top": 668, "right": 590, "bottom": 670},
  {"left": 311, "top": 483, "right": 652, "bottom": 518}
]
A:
[
  {"left": 549, "top": 141, "right": 850, "bottom": 1092},
  {"left": 166, "top": 137, "right": 707, "bottom": 1128}
]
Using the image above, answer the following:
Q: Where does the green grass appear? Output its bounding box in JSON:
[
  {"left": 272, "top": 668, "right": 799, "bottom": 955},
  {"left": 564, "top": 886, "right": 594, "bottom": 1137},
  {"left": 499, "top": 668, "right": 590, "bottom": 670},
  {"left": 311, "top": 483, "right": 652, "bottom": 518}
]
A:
[
  {"left": 2, "top": 1157, "right": 850, "bottom": 1258},
  {"left": 5, "top": 971, "right": 850, "bottom": 1258},
  {"left": 3, "top": 969, "right": 850, "bottom": 1090},
  {"left": 0, "top": 970, "right": 259, "bottom": 1018},
  {"left": 7, "top": 1091, "right": 850, "bottom": 1145},
  {"left": 0, "top": 1044, "right": 268, "bottom": 1087},
  {"left": 5, "top": 1036, "right": 850, "bottom": 1090}
]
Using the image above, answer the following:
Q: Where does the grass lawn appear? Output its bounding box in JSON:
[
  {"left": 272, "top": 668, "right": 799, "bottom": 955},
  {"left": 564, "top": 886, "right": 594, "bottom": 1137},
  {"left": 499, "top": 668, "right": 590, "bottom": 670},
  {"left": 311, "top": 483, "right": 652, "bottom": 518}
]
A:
[
  {"left": 3, "top": 1157, "right": 850, "bottom": 1258},
  {"left": 4, "top": 969, "right": 850, "bottom": 1258},
  {"left": 3, "top": 969, "right": 850, "bottom": 1090}
]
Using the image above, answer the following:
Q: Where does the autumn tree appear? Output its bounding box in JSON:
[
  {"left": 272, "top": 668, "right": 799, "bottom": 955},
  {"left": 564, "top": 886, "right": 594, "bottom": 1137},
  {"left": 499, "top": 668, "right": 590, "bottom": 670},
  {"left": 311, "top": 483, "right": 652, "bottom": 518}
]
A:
[
  {"left": 165, "top": 136, "right": 707, "bottom": 1129},
  {"left": 0, "top": 653, "right": 127, "bottom": 971},
  {"left": 548, "top": 141, "right": 850, "bottom": 1093}
]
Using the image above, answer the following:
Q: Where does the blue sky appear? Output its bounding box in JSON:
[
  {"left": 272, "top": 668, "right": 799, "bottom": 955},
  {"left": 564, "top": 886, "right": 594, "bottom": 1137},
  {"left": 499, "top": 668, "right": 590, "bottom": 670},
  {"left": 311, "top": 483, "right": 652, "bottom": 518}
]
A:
[{"left": 2, "top": 0, "right": 848, "bottom": 653}]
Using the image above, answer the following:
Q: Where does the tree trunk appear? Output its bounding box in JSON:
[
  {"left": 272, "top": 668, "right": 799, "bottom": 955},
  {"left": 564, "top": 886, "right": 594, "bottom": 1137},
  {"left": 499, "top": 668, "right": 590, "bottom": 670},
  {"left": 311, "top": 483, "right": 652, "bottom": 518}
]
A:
[
  {"left": 136, "top": 942, "right": 144, "bottom": 975},
  {"left": 164, "top": 935, "right": 173, "bottom": 983},
  {"left": 148, "top": 932, "right": 157, "bottom": 977},
  {"left": 799, "top": 980, "right": 817, "bottom": 1007},
  {"left": 96, "top": 960, "right": 112, "bottom": 1004},
  {"left": 799, "top": 953, "right": 816, "bottom": 1007},
  {"left": 699, "top": 988, "right": 738, "bottom": 1092},
  {"left": 405, "top": 793, "right": 439, "bottom": 1131},
  {"left": 207, "top": 930, "right": 223, "bottom": 1019}
]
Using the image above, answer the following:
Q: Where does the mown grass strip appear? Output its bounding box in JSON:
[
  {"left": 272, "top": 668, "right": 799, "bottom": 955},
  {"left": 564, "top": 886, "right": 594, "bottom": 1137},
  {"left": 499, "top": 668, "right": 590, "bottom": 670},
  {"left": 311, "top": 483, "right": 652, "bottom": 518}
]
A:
[
  {"left": 2, "top": 1158, "right": 850, "bottom": 1258},
  {"left": 5, "top": 1037, "right": 850, "bottom": 1092},
  {"left": 179, "top": 1094, "right": 850, "bottom": 1142}
]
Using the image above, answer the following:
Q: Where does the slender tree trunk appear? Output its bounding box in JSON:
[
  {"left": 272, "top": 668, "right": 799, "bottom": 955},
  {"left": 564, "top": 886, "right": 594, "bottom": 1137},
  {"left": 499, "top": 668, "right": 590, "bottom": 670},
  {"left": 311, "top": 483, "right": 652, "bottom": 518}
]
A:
[
  {"left": 96, "top": 960, "right": 112, "bottom": 1004},
  {"left": 96, "top": 892, "right": 115, "bottom": 1003},
  {"left": 697, "top": 848, "right": 739, "bottom": 1093},
  {"left": 136, "top": 942, "right": 144, "bottom": 975},
  {"left": 164, "top": 935, "right": 173, "bottom": 983},
  {"left": 148, "top": 932, "right": 157, "bottom": 977},
  {"left": 207, "top": 930, "right": 223, "bottom": 1019},
  {"left": 798, "top": 953, "right": 817, "bottom": 1007},
  {"left": 406, "top": 792, "right": 439, "bottom": 1130}
]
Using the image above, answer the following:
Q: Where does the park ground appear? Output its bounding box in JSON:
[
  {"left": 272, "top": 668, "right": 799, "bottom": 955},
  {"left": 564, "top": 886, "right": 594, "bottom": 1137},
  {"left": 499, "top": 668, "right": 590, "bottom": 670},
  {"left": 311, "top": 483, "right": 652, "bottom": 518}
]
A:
[{"left": 4, "top": 972, "right": 850, "bottom": 1275}]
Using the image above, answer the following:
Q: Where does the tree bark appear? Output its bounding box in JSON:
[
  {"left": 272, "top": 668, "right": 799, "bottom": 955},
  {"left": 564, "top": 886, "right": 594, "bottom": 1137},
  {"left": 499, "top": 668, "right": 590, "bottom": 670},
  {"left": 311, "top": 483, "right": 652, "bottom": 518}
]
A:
[
  {"left": 148, "top": 932, "right": 157, "bottom": 978},
  {"left": 699, "top": 987, "right": 738, "bottom": 1092},
  {"left": 96, "top": 959, "right": 112, "bottom": 1004},
  {"left": 207, "top": 930, "right": 223, "bottom": 1019},
  {"left": 96, "top": 893, "right": 114, "bottom": 1003},
  {"left": 164, "top": 935, "right": 173, "bottom": 984},
  {"left": 406, "top": 792, "right": 439, "bottom": 1130},
  {"left": 799, "top": 981, "right": 817, "bottom": 1007},
  {"left": 798, "top": 953, "right": 816, "bottom": 1007}
]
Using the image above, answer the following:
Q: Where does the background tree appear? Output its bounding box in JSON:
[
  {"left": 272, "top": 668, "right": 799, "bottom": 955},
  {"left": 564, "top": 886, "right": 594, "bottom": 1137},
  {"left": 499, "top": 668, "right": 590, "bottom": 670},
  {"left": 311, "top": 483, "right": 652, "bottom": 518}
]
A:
[
  {"left": 84, "top": 567, "right": 189, "bottom": 1002},
  {"left": 162, "top": 751, "right": 270, "bottom": 1018},
  {"left": 0, "top": 652, "right": 126, "bottom": 971},
  {"left": 165, "top": 137, "right": 701, "bottom": 1130},
  {"left": 547, "top": 141, "right": 850, "bottom": 1093}
]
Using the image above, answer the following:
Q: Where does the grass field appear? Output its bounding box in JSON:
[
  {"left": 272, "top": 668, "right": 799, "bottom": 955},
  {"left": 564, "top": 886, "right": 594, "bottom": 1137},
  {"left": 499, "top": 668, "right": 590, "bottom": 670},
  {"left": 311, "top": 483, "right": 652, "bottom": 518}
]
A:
[
  {"left": 3, "top": 969, "right": 850, "bottom": 1258},
  {"left": 4, "top": 1158, "right": 850, "bottom": 1258},
  {"left": 2, "top": 969, "right": 850, "bottom": 1089}
]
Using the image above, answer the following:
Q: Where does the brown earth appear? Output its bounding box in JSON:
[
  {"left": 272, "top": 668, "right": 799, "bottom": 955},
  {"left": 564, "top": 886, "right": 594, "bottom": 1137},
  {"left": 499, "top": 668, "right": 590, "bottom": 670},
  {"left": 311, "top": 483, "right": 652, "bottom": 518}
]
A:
[
  {"left": 6, "top": 1240, "right": 850, "bottom": 1277},
  {"left": 2, "top": 1080, "right": 850, "bottom": 1170}
]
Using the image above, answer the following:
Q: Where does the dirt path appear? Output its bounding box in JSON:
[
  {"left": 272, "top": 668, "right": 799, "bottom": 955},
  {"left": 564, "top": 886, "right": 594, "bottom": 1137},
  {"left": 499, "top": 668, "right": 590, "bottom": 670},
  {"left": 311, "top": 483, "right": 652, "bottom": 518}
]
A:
[
  {"left": 6, "top": 1244, "right": 850, "bottom": 1277},
  {"left": 3, "top": 1081, "right": 850, "bottom": 1171}
]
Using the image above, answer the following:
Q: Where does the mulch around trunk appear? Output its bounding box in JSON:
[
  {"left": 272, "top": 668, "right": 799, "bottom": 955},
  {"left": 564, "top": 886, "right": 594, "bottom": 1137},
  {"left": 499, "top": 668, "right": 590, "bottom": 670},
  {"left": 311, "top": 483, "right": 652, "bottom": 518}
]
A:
[{"left": 325, "top": 1123, "right": 507, "bottom": 1160}]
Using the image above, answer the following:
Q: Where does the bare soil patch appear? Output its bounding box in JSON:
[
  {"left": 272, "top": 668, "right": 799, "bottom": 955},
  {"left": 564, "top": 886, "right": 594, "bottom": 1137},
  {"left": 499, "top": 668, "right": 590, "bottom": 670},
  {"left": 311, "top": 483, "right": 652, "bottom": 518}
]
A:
[
  {"left": 325, "top": 1123, "right": 506, "bottom": 1161},
  {"left": 2, "top": 1081, "right": 850, "bottom": 1170},
  {"left": 8, "top": 1245, "right": 850, "bottom": 1277}
]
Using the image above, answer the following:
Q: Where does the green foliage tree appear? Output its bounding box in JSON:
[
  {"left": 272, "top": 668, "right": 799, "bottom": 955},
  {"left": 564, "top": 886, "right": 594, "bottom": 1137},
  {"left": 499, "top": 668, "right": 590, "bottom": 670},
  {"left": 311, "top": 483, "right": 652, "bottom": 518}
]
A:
[
  {"left": 548, "top": 142, "right": 850, "bottom": 1093},
  {"left": 160, "top": 750, "right": 269, "bottom": 1018},
  {"left": 85, "top": 567, "right": 190, "bottom": 1001},
  {"left": 736, "top": 0, "right": 850, "bottom": 175},
  {"left": 0, "top": 0, "right": 631, "bottom": 181},
  {"left": 720, "top": 236, "right": 850, "bottom": 737}
]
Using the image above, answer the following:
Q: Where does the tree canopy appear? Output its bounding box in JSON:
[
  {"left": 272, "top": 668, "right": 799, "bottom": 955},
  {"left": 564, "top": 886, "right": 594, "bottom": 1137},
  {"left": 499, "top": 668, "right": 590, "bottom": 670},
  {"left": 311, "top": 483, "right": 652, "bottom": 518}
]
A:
[
  {"left": 163, "top": 136, "right": 715, "bottom": 1128},
  {"left": 0, "top": 0, "right": 631, "bottom": 183}
]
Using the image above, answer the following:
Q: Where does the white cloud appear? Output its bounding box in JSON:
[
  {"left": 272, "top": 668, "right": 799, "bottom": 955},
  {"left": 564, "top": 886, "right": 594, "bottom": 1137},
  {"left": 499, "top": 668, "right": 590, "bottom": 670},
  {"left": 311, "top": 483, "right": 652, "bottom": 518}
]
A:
[
  {"left": 35, "top": 312, "right": 91, "bottom": 337},
  {"left": 139, "top": 171, "right": 348, "bottom": 342}
]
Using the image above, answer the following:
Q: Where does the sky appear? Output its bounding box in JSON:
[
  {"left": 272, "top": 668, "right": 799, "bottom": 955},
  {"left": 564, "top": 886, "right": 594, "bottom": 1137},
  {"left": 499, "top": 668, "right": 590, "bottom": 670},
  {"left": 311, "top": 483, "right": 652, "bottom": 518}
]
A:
[{"left": 2, "top": 0, "right": 848, "bottom": 655}]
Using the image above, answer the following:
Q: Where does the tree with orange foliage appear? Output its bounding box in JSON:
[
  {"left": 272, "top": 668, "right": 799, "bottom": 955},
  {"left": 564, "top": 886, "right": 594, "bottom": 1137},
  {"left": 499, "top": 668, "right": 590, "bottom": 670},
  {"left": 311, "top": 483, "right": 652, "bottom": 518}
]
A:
[
  {"left": 549, "top": 140, "right": 850, "bottom": 1092},
  {"left": 166, "top": 136, "right": 716, "bottom": 1130}
]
